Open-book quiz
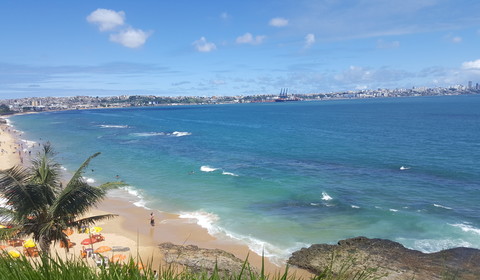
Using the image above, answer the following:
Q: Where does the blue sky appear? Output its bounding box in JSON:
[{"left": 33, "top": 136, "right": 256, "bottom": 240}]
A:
[{"left": 1, "top": 0, "right": 480, "bottom": 98}]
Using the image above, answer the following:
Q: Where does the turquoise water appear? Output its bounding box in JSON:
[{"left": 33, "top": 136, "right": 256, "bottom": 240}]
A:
[{"left": 10, "top": 95, "right": 480, "bottom": 261}]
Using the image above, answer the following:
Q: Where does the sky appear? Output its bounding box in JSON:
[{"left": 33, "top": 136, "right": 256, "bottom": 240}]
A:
[{"left": 1, "top": 0, "right": 480, "bottom": 99}]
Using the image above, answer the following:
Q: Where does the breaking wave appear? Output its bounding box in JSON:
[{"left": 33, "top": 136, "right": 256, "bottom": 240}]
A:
[
  {"left": 200, "top": 166, "right": 219, "bottom": 172},
  {"left": 179, "top": 210, "right": 307, "bottom": 265},
  {"left": 450, "top": 223, "right": 480, "bottom": 235},
  {"left": 171, "top": 131, "right": 192, "bottom": 137},
  {"left": 433, "top": 204, "right": 452, "bottom": 210},
  {"left": 82, "top": 177, "right": 95, "bottom": 184},
  {"left": 222, "top": 171, "right": 238, "bottom": 176},
  {"left": 99, "top": 124, "right": 129, "bottom": 128},
  {"left": 321, "top": 192, "right": 332, "bottom": 201},
  {"left": 131, "top": 131, "right": 192, "bottom": 137},
  {"left": 131, "top": 132, "right": 166, "bottom": 137}
]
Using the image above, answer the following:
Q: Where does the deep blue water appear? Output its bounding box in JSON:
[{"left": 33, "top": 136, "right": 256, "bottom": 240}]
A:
[{"left": 10, "top": 95, "right": 480, "bottom": 261}]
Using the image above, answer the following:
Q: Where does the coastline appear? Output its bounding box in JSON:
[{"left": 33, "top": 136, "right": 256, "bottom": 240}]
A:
[{"left": 0, "top": 116, "right": 312, "bottom": 277}]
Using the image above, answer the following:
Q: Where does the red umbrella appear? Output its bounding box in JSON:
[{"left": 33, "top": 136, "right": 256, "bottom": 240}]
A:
[{"left": 81, "top": 238, "right": 94, "bottom": 245}]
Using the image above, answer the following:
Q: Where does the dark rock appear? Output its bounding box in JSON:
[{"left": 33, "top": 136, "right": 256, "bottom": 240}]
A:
[
  {"left": 288, "top": 236, "right": 480, "bottom": 280},
  {"left": 158, "top": 243, "right": 253, "bottom": 276}
]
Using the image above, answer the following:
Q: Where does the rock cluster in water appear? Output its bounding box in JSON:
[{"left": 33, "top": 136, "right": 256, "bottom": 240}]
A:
[{"left": 288, "top": 236, "right": 480, "bottom": 280}]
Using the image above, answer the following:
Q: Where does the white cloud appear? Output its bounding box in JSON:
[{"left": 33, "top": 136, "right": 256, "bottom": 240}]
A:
[
  {"left": 87, "top": 8, "right": 125, "bottom": 31},
  {"left": 109, "top": 28, "right": 151, "bottom": 48},
  {"left": 269, "top": 17, "right": 289, "bottom": 27},
  {"left": 376, "top": 39, "right": 400, "bottom": 49},
  {"left": 304, "top": 33, "right": 315, "bottom": 48},
  {"left": 236, "top": 33, "right": 266, "bottom": 45},
  {"left": 462, "top": 59, "right": 480, "bottom": 70},
  {"left": 193, "top": 37, "right": 217, "bottom": 52}
]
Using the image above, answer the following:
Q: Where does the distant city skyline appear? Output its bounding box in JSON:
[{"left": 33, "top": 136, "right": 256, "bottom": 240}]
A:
[{"left": 1, "top": 0, "right": 480, "bottom": 99}]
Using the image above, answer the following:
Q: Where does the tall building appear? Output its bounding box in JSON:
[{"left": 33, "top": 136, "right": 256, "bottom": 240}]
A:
[{"left": 468, "top": 81, "right": 472, "bottom": 89}]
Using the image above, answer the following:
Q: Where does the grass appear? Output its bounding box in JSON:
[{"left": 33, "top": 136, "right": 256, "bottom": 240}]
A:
[
  {"left": 0, "top": 250, "right": 391, "bottom": 280},
  {"left": 0, "top": 250, "right": 465, "bottom": 280}
]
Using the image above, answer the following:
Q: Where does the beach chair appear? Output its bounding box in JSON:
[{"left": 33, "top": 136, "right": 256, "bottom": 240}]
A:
[
  {"left": 23, "top": 247, "right": 39, "bottom": 257},
  {"left": 7, "top": 239, "right": 24, "bottom": 247},
  {"left": 60, "top": 239, "right": 76, "bottom": 248}
]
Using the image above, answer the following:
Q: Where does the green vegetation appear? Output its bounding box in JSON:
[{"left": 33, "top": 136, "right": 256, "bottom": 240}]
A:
[
  {"left": 0, "top": 104, "right": 12, "bottom": 115},
  {"left": 0, "top": 144, "right": 124, "bottom": 252},
  {"left": 0, "top": 252, "right": 386, "bottom": 280}
]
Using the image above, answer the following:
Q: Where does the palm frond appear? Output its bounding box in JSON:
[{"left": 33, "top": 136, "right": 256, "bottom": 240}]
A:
[
  {"left": 0, "top": 207, "right": 15, "bottom": 223},
  {"left": 50, "top": 181, "right": 107, "bottom": 219},
  {"left": 29, "top": 144, "right": 62, "bottom": 193},
  {"left": 0, "top": 227, "right": 21, "bottom": 240},
  {"left": 67, "top": 152, "right": 101, "bottom": 188},
  {"left": 97, "top": 181, "right": 127, "bottom": 191},
  {"left": 0, "top": 167, "right": 47, "bottom": 215},
  {"left": 71, "top": 214, "right": 118, "bottom": 229},
  {"left": 0, "top": 165, "right": 32, "bottom": 191}
]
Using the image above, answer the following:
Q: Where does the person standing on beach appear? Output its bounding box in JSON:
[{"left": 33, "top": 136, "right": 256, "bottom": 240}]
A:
[{"left": 150, "top": 212, "right": 155, "bottom": 226}]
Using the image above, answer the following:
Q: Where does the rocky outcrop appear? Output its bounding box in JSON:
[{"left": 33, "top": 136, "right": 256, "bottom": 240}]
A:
[
  {"left": 158, "top": 243, "right": 252, "bottom": 276},
  {"left": 288, "top": 236, "right": 480, "bottom": 280}
]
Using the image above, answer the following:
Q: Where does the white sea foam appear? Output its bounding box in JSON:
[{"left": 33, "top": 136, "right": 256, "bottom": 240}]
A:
[
  {"left": 117, "top": 186, "right": 151, "bottom": 210},
  {"left": 99, "top": 124, "right": 129, "bottom": 128},
  {"left": 82, "top": 177, "right": 95, "bottom": 184},
  {"left": 60, "top": 166, "right": 67, "bottom": 171},
  {"left": 21, "top": 139, "right": 37, "bottom": 148},
  {"left": 433, "top": 204, "right": 452, "bottom": 210},
  {"left": 179, "top": 210, "right": 304, "bottom": 265},
  {"left": 179, "top": 211, "right": 220, "bottom": 233},
  {"left": 450, "top": 223, "right": 480, "bottom": 235},
  {"left": 171, "top": 131, "right": 191, "bottom": 137},
  {"left": 321, "top": 192, "right": 332, "bottom": 201},
  {"left": 399, "top": 238, "right": 473, "bottom": 253},
  {"left": 200, "top": 166, "right": 218, "bottom": 172},
  {"left": 310, "top": 203, "right": 319, "bottom": 206},
  {"left": 399, "top": 166, "right": 410, "bottom": 170},
  {"left": 351, "top": 205, "right": 360, "bottom": 209},
  {"left": 222, "top": 171, "right": 238, "bottom": 176},
  {"left": 131, "top": 132, "right": 166, "bottom": 137},
  {"left": 389, "top": 208, "right": 398, "bottom": 212}
]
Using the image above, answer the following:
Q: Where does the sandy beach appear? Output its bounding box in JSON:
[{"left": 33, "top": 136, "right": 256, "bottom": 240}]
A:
[{"left": 0, "top": 116, "right": 312, "bottom": 277}]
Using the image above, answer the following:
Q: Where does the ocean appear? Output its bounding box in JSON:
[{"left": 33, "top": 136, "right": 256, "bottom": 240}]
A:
[{"left": 9, "top": 95, "right": 480, "bottom": 263}]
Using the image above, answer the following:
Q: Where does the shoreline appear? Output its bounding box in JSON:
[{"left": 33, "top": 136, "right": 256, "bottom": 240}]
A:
[{"left": 0, "top": 116, "right": 312, "bottom": 277}]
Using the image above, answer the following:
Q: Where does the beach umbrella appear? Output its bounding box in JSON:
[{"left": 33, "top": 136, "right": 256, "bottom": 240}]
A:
[
  {"left": 23, "top": 239, "right": 36, "bottom": 248},
  {"left": 8, "top": 250, "right": 20, "bottom": 258},
  {"left": 81, "top": 238, "right": 94, "bottom": 245},
  {"left": 110, "top": 254, "right": 127, "bottom": 263},
  {"left": 94, "top": 246, "right": 112, "bottom": 253},
  {"left": 90, "top": 226, "right": 103, "bottom": 233}
]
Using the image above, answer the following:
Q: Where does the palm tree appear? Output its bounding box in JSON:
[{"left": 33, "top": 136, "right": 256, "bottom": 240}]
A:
[{"left": 0, "top": 144, "right": 123, "bottom": 253}]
